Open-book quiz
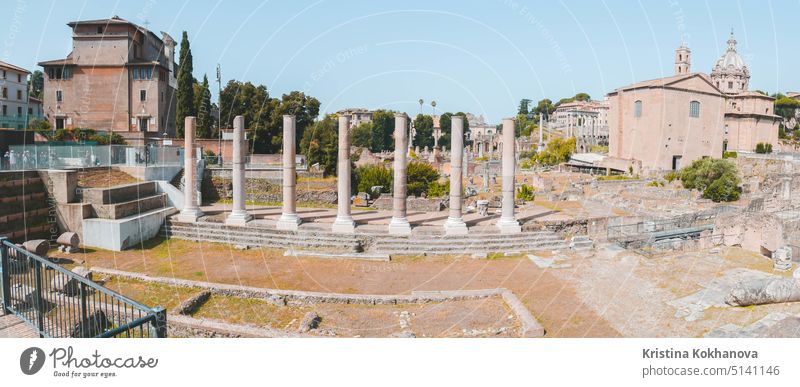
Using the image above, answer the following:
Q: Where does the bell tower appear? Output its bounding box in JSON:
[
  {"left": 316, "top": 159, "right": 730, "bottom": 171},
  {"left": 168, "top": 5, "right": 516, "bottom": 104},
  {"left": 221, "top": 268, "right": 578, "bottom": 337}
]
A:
[{"left": 675, "top": 43, "right": 691, "bottom": 75}]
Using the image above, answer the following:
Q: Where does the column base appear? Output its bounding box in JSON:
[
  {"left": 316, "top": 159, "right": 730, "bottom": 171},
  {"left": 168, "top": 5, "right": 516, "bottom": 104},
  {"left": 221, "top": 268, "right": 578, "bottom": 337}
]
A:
[
  {"left": 388, "top": 217, "right": 412, "bottom": 235},
  {"left": 225, "top": 211, "right": 253, "bottom": 226},
  {"left": 175, "top": 208, "right": 204, "bottom": 223},
  {"left": 496, "top": 218, "right": 521, "bottom": 234},
  {"left": 276, "top": 213, "right": 301, "bottom": 231},
  {"left": 331, "top": 217, "right": 356, "bottom": 233},
  {"left": 444, "top": 217, "right": 469, "bottom": 235}
]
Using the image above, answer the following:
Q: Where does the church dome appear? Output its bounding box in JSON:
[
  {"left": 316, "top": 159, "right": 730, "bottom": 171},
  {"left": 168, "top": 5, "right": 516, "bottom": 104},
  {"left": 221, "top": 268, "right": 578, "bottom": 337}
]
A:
[
  {"left": 710, "top": 30, "right": 750, "bottom": 94},
  {"left": 712, "top": 32, "right": 748, "bottom": 74}
]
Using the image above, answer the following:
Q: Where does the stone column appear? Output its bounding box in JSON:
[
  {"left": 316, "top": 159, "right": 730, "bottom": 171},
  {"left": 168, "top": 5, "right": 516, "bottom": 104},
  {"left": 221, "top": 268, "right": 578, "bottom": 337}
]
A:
[
  {"left": 388, "top": 113, "right": 411, "bottom": 235},
  {"left": 444, "top": 116, "right": 468, "bottom": 235},
  {"left": 226, "top": 115, "right": 252, "bottom": 226},
  {"left": 276, "top": 115, "right": 301, "bottom": 230},
  {"left": 497, "top": 118, "right": 521, "bottom": 233},
  {"left": 176, "top": 117, "right": 204, "bottom": 222},
  {"left": 332, "top": 115, "right": 355, "bottom": 233}
]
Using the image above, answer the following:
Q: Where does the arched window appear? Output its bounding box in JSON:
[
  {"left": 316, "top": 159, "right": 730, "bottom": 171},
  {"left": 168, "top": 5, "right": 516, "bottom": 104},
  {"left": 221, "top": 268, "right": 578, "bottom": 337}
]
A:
[
  {"left": 689, "top": 101, "right": 700, "bottom": 118},
  {"left": 634, "top": 100, "right": 642, "bottom": 117}
]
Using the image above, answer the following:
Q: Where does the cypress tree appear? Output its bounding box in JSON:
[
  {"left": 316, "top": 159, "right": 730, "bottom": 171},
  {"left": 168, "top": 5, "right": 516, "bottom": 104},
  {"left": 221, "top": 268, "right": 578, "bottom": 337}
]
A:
[{"left": 176, "top": 31, "right": 195, "bottom": 138}]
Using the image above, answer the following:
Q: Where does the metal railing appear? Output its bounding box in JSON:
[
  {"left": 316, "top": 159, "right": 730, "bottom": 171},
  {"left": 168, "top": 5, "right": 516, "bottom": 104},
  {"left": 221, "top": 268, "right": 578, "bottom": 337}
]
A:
[{"left": 0, "top": 238, "right": 166, "bottom": 338}]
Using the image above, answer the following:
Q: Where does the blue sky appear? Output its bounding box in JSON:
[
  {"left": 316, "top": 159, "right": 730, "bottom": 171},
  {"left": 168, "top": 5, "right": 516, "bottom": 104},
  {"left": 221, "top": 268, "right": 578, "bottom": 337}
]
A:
[{"left": 2, "top": 0, "right": 798, "bottom": 123}]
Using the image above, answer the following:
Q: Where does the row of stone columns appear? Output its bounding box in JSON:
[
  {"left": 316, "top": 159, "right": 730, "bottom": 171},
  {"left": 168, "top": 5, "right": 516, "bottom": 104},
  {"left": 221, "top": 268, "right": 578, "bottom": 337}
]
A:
[{"left": 179, "top": 113, "right": 521, "bottom": 235}]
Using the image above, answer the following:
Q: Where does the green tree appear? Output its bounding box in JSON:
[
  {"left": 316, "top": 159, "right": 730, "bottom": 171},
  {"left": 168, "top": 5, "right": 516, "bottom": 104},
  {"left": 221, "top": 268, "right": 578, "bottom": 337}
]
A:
[
  {"left": 755, "top": 142, "right": 773, "bottom": 154},
  {"left": 679, "top": 158, "right": 740, "bottom": 202},
  {"left": 299, "top": 115, "right": 338, "bottom": 176},
  {"left": 533, "top": 137, "right": 575, "bottom": 166},
  {"left": 533, "top": 98, "right": 555, "bottom": 117},
  {"left": 517, "top": 98, "right": 531, "bottom": 115},
  {"left": 370, "top": 110, "right": 395, "bottom": 152},
  {"left": 271, "top": 91, "right": 321, "bottom": 150},
  {"left": 774, "top": 97, "right": 800, "bottom": 120},
  {"left": 29, "top": 70, "right": 43, "bottom": 99},
  {"left": 573, "top": 92, "right": 591, "bottom": 102},
  {"left": 438, "top": 112, "right": 469, "bottom": 150},
  {"left": 194, "top": 75, "right": 213, "bottom": 138},
  {"left": 351, "top": 122, "right": 372, "bottom": 149},
  {"left": 220, "top": 80, "right": 275, "bottom": 153},
  {"left": 176, "top": 31, "right": 195, "bottom": 138},
  {"left": 413, "top": 114, "right": 434, "bottom": 149}
]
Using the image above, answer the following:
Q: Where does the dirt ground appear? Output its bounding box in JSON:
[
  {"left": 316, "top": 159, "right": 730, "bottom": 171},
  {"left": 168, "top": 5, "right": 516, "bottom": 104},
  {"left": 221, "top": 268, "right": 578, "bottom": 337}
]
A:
[
  {"left": 77, "top": 168, "right": 139, "bottom": 188},
  {"left": 52, "top": 237, "right": 620, "bottom": 337}
]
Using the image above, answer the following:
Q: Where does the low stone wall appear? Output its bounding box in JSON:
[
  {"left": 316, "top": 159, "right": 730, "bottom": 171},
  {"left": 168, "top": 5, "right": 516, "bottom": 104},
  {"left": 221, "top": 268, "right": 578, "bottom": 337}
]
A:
[{"left": 203, "top": 172, "right": 337, "bottom": 205}]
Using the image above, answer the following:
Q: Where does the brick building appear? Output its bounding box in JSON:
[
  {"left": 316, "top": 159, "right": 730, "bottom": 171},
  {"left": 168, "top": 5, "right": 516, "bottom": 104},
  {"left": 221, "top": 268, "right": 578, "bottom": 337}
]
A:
[{"left": 38, "top": 16, "right": 178, "bottom": 143}]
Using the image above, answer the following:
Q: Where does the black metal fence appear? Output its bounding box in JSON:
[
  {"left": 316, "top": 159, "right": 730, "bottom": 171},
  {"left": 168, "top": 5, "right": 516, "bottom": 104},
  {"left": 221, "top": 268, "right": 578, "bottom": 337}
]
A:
[{"left": 0, "top": 238, "right": 166, "bottom": 338}]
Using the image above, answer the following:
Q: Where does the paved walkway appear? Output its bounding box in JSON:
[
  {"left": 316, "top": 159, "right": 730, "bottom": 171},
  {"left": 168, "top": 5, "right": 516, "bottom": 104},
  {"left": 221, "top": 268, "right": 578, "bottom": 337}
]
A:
[{"left": 0, "top": 313, "right": 39, "bottom": 338}]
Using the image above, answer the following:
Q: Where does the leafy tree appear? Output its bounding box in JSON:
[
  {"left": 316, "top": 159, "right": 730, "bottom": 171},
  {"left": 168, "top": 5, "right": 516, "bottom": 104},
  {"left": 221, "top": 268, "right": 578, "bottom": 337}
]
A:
[
  {"left": 220, "top": 80, "right": 275, "bottom": 153},
  {"left": 176, "top": 31, "right": 196, "bottom": 138},
  {"left": 271, "top": 91, "right": 320, "bottom": 149},
  {"left": 29, "top": 70, "right": 43, "bottom": 99},
  {"left": 679, "top": 158, "right": 740, "bottom": 202},
  {"left": 299, "top": 115, "right": 338, "bottom": 176},
  {"left": 774, "top": 97, "right": 800, "bottom": 120},
  {"left": 351, "top": 122, "right": 372, "bottom": 149},
  {"left": 194, "top": 75, "right": 213, "bottom": 138},
  {"left": 438, "top": 111, "right": 469, "bottom": 150},
  {"left": 573, "top": 92, "right": 591, "bottom": 102},
  {"left": 370, "top": 110, "right": 395, "bottom": 152},
  {"left": 516, "top": 114, "right": 538, "bottom": 137},
  {"left": 517, "top": 98, "right": 531, "bottom": 115},
  {"left": 532, "top": 98, "right": 555, "bottom": 117},
  {"left": 413, "top": 114, "right": 434, "bottom": 149},
  {"left": 516, "top": 183, "right": 536, "bottom": 201},
  {"left": 406, "top": 161, "right": 440, "bottom": 197},
  {"left": 533, "top": 137, "right": 575, "bottom": 166}
]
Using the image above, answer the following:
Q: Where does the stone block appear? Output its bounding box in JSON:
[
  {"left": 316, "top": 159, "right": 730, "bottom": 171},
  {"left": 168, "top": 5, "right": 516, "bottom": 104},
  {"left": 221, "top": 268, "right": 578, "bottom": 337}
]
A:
[{"left": 22, "top": 239, "right": 49, "bottom": 257}]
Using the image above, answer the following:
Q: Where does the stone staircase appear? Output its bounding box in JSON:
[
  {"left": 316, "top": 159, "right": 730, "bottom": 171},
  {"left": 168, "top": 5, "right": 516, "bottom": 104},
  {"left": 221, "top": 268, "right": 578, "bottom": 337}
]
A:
[
  {"left": 81, "top": 181, "right": 176, "bottom": 251},
  {"left": 163, "top": 220, "right": 363, "bottom": 252},
  {"left": 162, "top": 219, "right": 569, "bottom": 256},
  {"left": 0, "top": 171, "right": 54, "bottom": 242},
  {"left": 369, "top": 231, "right": 568, "bottom": 255},
  {"left": 569, "top": 235, "right": 594, "bottom": 251}
]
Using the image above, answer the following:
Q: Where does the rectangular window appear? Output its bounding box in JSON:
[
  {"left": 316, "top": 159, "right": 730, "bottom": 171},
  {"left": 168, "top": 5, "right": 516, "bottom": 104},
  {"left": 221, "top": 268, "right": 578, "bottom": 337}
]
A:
[
  {"left": 689, "top": 101, "right": 700, "bottom": 118},
  {"left": 133, "top": 68, "right": 139, "bottom": 80},
  {"left": 18, "top": 74, "right": 21, "bottom": 82},
  {"left": 2, "top": 88, "right": 6, "bottom": 98},
  {"left": 140, "top": 90, "right": 147, "bottom": 101},
  {"left": 17, "top": 106, "right": 22, "bottom": 116},
  {"left": 17, "top": 90, "right": 22, "bottom": 100},
  {"left": 2, "top": 105, "right": 6, "bottom": 116},
  {"left": 2, "top": 70, "right": 5, "bottom": 79},
  {"left": 28, "top": 107, "right": 32, "bottom": 114},
  {"left": 634, "top": 101, "right": 642, "bottom": 118},
  {"left": 56, "top": 90, "right": 63, "bottom": 102},
  {"left": 728, "top": 81, "right": 733, "bottom": 89}
]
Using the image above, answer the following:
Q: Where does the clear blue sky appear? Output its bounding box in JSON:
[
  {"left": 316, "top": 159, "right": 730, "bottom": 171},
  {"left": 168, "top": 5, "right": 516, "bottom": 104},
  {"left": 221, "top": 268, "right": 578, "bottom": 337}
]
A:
[{"left": 2, "top": 0, "right": 797, "bottom": 123}]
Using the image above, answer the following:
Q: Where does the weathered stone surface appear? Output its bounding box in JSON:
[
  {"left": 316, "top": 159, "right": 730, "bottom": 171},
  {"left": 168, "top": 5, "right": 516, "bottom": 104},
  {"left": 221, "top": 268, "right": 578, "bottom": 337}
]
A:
[
  {"left": 22, "top": 239, "right": 49, "bottom": 257},
  {"left": 726, "top": 277, "right": 800, "bottom": 306},
  {"left": 298, "top": 311, "right": 321, "bottom": 333},
  {"left": 51, "top": 267, "right": 93, "bottom": 296},
  {"left": 56, "top": 232, "right": 80, "bottom": 248},
  {"left": 172, "top": 290, "right": 211, "bottom": 315}
]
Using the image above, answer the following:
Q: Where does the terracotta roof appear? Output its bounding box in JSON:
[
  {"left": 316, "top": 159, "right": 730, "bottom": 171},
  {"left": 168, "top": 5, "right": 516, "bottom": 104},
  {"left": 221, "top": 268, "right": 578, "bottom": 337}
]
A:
[
  {"left": 67, "top": 15, "right": 131, "bottom": 27},
  {"left": 37, "top": 58, "right": 74, "bottom": 66},
  {"left": 0, "top": 61, "right": 31, "bottom": 74},
  {"left": 610, "top": 73, "right": 722, "bottom": 95}
]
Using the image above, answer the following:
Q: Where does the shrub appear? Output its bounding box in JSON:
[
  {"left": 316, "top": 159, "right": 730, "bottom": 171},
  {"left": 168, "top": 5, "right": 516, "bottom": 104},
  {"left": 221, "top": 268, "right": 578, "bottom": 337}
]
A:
[
  {"left": 722, "top": 151, "right": 738, "bottom": 159},
  {"left": 664, "top": 171, "right": 679, "bottom": 183},
  {"left": 516, "top": 183, "right": 535, "bottom": 201},
  {"left": 406, "top": 161, "right": 440, "bottom": 197},
  {"left": 647, "top": 180, "right": 664, "bottom": 187},
  {"left": 354, "top": 164, "right": 392, "bottom": 198},
  {"left": 426, "top": 180, "right": 449, "bottom": 198},
  {"left": 678, "top": 158, "right": 741, "bottom": 202},
  {"left": 533, "top": 137, "right": 575, "bottom": 166},
  {"left": 755, "top": 142, "right": 773, "bottom": 154}
]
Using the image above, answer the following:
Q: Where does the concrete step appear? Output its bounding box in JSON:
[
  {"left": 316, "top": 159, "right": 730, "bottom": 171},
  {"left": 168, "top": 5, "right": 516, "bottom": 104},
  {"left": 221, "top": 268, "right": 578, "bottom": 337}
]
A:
[
  {"left": 162, "top": 229, "right": 362, "bottom": 251},
  {"left": 83, "top": 181, "right": 157, "bottom": 205},
  {"left": 164, "top": 223, "right": 363, "bottom": 243},
  {"left": 92, "top": 193, "right": 168, "bottom": 220}
]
